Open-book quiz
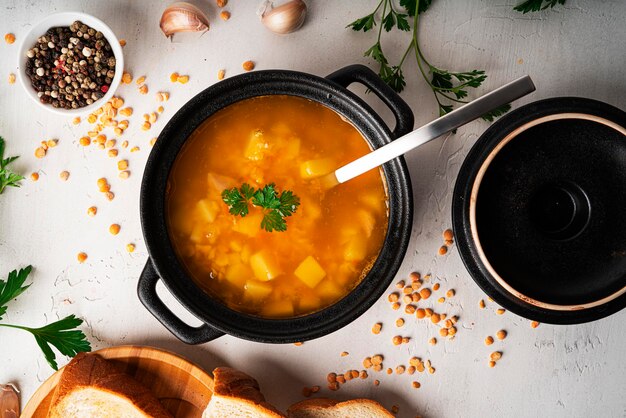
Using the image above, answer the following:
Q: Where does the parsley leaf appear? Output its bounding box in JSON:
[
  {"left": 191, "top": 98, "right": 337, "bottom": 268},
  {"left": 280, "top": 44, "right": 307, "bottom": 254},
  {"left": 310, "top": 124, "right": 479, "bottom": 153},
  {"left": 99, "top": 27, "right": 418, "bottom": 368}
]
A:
[
  {"left": 222, "top": 183, "right": 301, "bottom": 232},
  {"left": 0, "top": 266, "right": 91, "bottom": 370},
  {"left": 481, "top": 104, "right": 512, "bottom": 122},
  {"left": 277, "top": 190, "right": 301, "bottom": 217},
  {"left": 0, "top": 137, "right": 24, "bottom": 194},
  {"left": 347, "top": 13, "right": 377, "bottom": 32},
  {"left": 514, "top": 0, "right": 566, "bottom": 13},
  {"left": 400, "top": 0, "right": 433, "bottom": 16},
  {"left": 222, "top": 183, "right": 254, "bottom": 217},
  {"left": 8, "top": 315, "right": 91, "bottom": 370},
  {"left": 364, "top": 42, "right": 388, "bottom": 65},
  {"left": 0, "top": 266, "right": 32, "bottom": 320},
  {"left": 252, "top": 183, "right": 282, "bottom": 210},
  {"left": 260, "top": 210, "right": 287, "bottom": 233}
]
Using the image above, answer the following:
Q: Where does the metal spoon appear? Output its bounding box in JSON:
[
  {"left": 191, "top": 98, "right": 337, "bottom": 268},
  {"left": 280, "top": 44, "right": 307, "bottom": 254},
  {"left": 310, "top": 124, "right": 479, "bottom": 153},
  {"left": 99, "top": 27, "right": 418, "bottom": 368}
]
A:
[{"left": 324, "top": 75, "right": 536, "bottom": 187}]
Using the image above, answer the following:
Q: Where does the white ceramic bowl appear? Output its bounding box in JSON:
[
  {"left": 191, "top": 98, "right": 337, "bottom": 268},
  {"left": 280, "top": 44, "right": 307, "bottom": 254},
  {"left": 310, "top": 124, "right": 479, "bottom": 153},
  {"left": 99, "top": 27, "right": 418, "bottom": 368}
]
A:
[{"left": 17, "top": 12, "right": 124, "bottom": 116}]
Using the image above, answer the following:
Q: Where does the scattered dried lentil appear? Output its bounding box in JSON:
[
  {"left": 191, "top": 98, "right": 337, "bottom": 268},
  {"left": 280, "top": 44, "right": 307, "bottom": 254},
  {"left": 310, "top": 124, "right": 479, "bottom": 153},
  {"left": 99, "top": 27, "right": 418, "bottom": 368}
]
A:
[
  {"left": 496, "top": 330, "right": 507, "bottom": 340},
  {"left": 77, "top": 252, "right": 88, "bottom": 263},
  {"left": 109, "top": 224, "right": 121, "bottom": 235},
  {"left": 242, "top": 60, "right": 255, "bottom": 71},
  {"left": 4, "top": 33, "right": 15, "bottom": 44}
]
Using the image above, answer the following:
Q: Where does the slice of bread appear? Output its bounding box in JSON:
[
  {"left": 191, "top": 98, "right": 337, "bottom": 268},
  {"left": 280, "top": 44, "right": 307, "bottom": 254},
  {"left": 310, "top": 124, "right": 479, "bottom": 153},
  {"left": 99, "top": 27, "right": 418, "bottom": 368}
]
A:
[
  {"left": 287, "top": 398, "right": 394, "bottom": 418},
  {"left": 202, "top": 367, "right": 286, "bottom": 418},
  {"left": 47, "top": 352, "right": 172, "bottom": 418}
]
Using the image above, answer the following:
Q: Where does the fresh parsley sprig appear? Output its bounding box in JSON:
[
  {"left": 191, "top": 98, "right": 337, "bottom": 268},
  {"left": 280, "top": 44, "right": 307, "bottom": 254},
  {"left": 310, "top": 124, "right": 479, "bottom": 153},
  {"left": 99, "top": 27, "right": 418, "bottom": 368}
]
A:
[
  {"left": 222, "top": 183, "right": 301, "bottom": 232},
  {"left": 0, "top": 137, "right": 24, "bottom": 194},
  {"left": 514, "top": 0, "right": 566, "bottom": 13},
  {"left": 0, "top": 266, "right": 91, "bottom": 370},
  {"left": 349, "top": 0, "right": 506, "bottom": 120}
]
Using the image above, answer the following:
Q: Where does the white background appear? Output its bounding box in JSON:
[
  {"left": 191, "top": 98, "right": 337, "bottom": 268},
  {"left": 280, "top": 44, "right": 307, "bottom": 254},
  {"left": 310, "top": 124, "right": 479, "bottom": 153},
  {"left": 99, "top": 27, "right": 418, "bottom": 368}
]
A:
[{"left": 1, "top": 1, "right": 625, "bottom": 417}]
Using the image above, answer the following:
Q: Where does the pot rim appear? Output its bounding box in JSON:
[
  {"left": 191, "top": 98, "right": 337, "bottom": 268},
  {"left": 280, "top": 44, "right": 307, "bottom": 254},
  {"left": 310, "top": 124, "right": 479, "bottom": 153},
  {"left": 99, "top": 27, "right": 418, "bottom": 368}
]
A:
[
  {"left": 453, "top": 97, "right": 626, "bottom": 324},
  {"left": 139, "top": 66, "right": 414, "bottom": 342}
]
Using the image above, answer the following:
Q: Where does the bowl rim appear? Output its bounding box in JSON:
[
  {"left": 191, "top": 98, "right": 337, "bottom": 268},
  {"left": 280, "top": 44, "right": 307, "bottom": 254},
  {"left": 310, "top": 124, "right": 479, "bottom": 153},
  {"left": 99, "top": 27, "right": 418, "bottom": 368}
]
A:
[
  {"left": 139, "top": 68, "right": 414, "bottom": 342},
  {"left": 453, "top": 96, "right": 626, "bottom": 324},
  {"left": 16, "top": 11, "right": 124, "bottom": 116}
]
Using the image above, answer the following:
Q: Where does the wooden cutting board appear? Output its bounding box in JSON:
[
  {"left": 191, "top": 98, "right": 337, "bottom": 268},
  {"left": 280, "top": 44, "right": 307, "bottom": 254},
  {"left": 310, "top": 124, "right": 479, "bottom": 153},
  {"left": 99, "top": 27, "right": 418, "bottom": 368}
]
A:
[{"left": 21, "top": 345, "right": 214, "bottom": 418}]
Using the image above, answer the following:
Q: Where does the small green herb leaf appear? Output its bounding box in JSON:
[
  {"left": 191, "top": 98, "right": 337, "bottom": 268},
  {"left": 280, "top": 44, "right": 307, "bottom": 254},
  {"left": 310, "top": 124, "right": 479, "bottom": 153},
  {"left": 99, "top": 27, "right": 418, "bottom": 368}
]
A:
[
  {"left": 222, "top": 184, "right": 253, "bottom": 217},
  {"left": 0, "top": 266, "right": 32, "bottom": 320},
  {"left": 222, "top": 183, "right": 301, "bottom": 232},
  {"left": 251, "top": 184, "right": 281, "bottom": 210},
  {"left": 364, "top": 42, "right": 387, "bottom": 65},
  {"left": 514, "top": 0, "right": 566, "bottom": 13},
  {"left": 0, "top": 137, "right": 24, "bottom": 194},
  {"left": 382, "top": 10, "right": 396, "bottom": 32},
  {"left": 400, "top": 0, "right": 433, "bottom": 16},
  {"left": 260, "top": 210, "right": 287, "bottom": 233},
  {"left": 19, "top": 315, "right": 91, "bottom": 370},
  {"left": 395, "top": 13, "right": 410, "bottom": 31},
  {"left": 277, "top": 190, "right": 301, "bottom": 217},
  {"left": 381, "top": 66, "right": 406, "bottom": 93},
  {"left": 481, "top": 104, "right": 512, "bottom": 122},
  {"left": 347, "top": 13, "right": 376, "bottom": 32}
]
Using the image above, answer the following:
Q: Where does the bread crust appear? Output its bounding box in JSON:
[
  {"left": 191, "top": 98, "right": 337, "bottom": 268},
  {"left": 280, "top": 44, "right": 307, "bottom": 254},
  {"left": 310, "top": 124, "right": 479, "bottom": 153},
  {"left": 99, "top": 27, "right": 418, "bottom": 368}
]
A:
[
  {"left": 287, "top": 398, "right": 394, "bottom": 417},
  {"left": 48, "top": 352, "right": 172, "bottom": 418},
  {"left": 209, "top": 367, "right": 286, "bottom": 417}
]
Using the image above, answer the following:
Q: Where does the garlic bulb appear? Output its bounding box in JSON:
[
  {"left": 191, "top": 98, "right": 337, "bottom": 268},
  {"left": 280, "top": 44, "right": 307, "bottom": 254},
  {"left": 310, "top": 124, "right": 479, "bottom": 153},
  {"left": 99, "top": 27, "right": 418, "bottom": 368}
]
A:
[
  {"left": 259, "top": 0, "right": 307, "bottom": 34},
  {"left": 160, "top": 2, "right": 210, "bottom": 38}
]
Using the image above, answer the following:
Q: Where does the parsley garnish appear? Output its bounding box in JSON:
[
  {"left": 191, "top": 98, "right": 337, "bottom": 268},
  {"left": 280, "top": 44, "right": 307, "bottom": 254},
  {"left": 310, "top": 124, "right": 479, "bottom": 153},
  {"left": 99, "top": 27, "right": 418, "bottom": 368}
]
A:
[
  {"left": 0, "top": 266, "right": 91, "bottom": 370},
  {"left": 514, "top": 0, "right": 566, "bottom": 13},
  {"left": 222, "top": 183, "right": 301, "bottom": 232},
  {"left": 348, "top": 0, "right": 552, "bottom": 121},
  {"left": 0, "top": 137, "right": 24, "bottom": 194}
]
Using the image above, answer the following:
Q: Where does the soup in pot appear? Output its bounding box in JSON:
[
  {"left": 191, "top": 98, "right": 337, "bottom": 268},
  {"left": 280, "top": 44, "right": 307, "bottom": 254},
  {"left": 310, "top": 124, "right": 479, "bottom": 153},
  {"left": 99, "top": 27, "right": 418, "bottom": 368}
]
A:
[{"left": 166, "top": 95, "right": 388, "bottom": 318}]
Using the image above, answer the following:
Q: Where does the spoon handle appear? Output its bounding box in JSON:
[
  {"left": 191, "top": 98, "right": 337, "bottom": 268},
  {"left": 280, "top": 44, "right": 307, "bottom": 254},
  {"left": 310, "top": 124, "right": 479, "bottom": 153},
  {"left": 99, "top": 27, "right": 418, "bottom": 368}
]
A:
[{"left": 333, "top": 75, "right": 536, "bottom": 184}]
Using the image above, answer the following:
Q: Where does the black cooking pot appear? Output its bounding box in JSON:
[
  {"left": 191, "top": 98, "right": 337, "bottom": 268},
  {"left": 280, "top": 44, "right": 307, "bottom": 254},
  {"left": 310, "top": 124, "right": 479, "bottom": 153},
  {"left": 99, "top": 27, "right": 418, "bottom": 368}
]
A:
[
  {"left": 453, "top": 97, "right": 626, "bottom": 324},
  {"left": 137, "top": 64, "right": 414, "bottom": 344}
]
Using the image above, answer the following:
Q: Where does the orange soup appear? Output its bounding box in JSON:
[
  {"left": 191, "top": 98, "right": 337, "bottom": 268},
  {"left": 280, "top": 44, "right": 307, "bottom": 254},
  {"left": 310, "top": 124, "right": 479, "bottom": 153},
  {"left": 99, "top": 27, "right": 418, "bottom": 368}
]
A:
[{"left": 166, "top": 95, "right": 388, "bottom": 318}]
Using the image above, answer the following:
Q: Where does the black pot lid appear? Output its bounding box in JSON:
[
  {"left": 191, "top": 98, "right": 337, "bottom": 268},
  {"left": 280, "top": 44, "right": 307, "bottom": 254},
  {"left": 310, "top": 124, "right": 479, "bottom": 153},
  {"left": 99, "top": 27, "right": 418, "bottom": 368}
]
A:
[{"left": 453, "top": 97, "right": 626, "bottom": 324}]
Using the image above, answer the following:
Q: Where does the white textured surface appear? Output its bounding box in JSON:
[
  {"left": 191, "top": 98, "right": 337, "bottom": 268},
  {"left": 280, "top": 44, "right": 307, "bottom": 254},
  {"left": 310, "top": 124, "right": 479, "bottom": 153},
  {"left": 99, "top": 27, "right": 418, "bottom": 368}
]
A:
[{"left": 1, "top": 1, "right": 625, "bottom": 417}]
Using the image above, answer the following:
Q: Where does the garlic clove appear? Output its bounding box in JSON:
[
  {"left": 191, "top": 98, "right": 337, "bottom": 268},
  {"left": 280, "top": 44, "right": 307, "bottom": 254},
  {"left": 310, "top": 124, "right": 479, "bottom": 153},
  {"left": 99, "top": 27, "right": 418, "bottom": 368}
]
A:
[
  {"left": 260, "top": 0, "right": 307, "bottom": 35},
  {"left": 160, "top": 2, "right": 210, "bottom": 38},
  {"left": 0, "top": 384, "right": 19, "bottom": 418}
]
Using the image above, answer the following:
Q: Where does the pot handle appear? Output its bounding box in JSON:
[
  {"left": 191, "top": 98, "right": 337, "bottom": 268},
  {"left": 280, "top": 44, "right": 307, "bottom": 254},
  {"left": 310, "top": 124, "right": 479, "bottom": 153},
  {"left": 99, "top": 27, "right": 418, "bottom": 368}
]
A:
[
  {"left": 326, "top": 64, "right": 415, "bottom": 138},
  {"left": 137, "top": 259, "right": 225, "bottom": 345}
]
